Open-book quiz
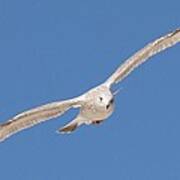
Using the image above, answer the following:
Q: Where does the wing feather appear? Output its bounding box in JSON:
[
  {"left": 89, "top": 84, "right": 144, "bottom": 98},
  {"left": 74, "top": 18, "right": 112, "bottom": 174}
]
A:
[
  {"left": 0, "top": 98, "right": 80, "bottom": 142},
  {"left": 105, "top": 29, "right": 180, "bottom": 87}
]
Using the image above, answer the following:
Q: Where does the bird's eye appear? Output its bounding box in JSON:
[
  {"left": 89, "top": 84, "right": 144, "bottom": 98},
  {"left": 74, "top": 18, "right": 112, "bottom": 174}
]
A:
[{"left": 99, "top": 97, "right": 103, "bottom": 101}]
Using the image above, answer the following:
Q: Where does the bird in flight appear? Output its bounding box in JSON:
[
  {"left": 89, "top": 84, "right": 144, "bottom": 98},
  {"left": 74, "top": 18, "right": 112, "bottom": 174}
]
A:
[{"left": 0, "top": 29, "right": 180, "bottom": 142}]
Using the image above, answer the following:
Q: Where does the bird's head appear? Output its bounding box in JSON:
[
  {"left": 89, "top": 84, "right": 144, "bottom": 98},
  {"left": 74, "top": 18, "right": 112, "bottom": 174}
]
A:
[
  {"left": 80, "top": 85, "right": 118, "bottom": 119},
  {"left": 92, "top": 85, "right": 115, "bottom": 114}
]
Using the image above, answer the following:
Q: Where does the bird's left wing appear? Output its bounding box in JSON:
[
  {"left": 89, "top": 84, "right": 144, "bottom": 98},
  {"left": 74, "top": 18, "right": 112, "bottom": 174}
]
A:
[
  {"left": 105, "top": 29, "right": 180, "bottom": 87},
  {"left": 0, "top": 98, "right": 81, "bottom": 142}
]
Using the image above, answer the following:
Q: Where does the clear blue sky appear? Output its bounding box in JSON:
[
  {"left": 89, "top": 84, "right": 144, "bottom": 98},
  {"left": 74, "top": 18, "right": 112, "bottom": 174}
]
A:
[{"left": 0, "top": 0, "right": 179, "bottom": 179}]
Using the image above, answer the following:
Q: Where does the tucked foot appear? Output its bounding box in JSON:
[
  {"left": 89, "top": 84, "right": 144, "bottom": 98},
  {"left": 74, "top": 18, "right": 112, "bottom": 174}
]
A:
[{"left": 92, "top": 120, "right": 103, "bottom": 125}]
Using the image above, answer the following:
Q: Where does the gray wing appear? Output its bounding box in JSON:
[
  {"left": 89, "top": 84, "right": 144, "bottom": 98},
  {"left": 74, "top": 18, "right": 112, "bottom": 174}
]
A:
[
  {"left": 0, "top": 98, "right": 81, "bottom": 142},
  {"left": 105, "top": 29, "right": 180, "bottom": 87}
]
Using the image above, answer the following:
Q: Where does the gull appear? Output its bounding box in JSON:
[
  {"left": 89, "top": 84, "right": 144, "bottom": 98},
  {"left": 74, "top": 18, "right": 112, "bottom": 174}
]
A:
[{"left": 0, "top": 29, "right": 180, "bottom": 142}]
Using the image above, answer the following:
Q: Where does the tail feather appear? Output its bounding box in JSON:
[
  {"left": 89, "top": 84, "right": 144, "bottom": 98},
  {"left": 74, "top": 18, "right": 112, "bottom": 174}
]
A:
[
  {"left": 59, "top": 121, "right": 78, "bottom": 133},
  {"left": 58, "top": 116, "right": 84, "bottom": 134}
]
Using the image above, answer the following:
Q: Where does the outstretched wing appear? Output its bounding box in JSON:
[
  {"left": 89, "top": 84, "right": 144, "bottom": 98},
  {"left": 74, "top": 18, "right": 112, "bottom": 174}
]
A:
[
  {"left": 105, "top": 29, "right": 180, "bottom": 87},
  {"left": 0, "top": 98, "right": 81, "bottom": 142}
]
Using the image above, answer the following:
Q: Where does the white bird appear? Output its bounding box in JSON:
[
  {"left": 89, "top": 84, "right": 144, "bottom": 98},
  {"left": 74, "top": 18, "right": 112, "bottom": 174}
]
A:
[{"left": 0, "top": 29, "right": 180, "bottom": 142}]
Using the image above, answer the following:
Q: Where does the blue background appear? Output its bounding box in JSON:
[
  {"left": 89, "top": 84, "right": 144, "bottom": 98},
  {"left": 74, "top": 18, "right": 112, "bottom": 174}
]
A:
[{"left": 0, "top": 0, "right": 179, "bottom": 179}]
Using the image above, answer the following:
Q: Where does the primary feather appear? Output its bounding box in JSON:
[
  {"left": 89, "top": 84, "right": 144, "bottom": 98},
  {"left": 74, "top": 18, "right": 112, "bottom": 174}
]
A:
[
  {"left": 106, "top": 29, "right": 180, "bottom": 87},
  {"left": 0, "top": 98, "right": 80, "bottom": 142}
]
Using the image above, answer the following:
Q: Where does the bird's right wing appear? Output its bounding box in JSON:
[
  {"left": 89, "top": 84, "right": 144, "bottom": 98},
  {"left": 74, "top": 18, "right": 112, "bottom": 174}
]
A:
[
  {"left": 105, "top": 29, "right": 180, "bottom": 87},
  {"left": 0, "top": 98, "right": 81, "bottom": 142}
]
